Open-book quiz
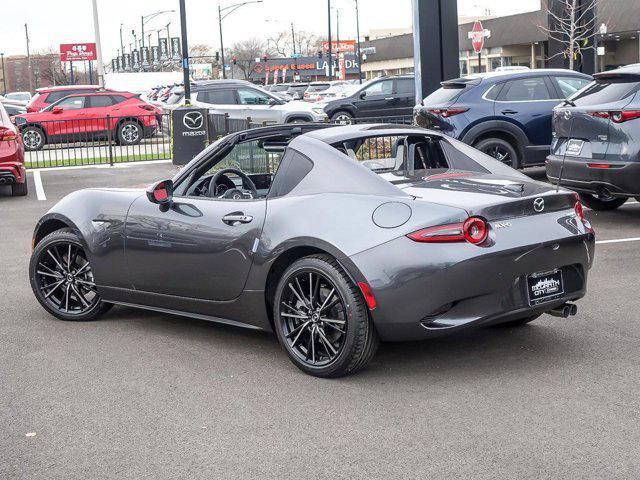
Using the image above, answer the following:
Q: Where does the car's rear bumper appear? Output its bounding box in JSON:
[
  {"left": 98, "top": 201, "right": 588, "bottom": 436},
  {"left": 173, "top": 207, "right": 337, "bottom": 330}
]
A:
[
  {"left": 546, "top": 155, "right": 640, "bottom": 197},
  {"left": 349, "top": 210, "right": 595, "bottom": 341},
  {"left": 0, "top": 162, "right": 26, "bottom": 184}
]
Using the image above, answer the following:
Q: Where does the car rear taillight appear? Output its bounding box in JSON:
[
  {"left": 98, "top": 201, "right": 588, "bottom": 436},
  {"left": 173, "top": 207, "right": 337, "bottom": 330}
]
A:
[
  {"left": 589, "top": 110, "right": 640, "bottom": 123},
  {"left": 574, "top": 201, "right": 584, "bottom": 221},
  {"left": 407, "top": 217, "right": 488, "bottom": 245},
  {"left": 0, "top": 127, "right": 18, "bottom": 142},
  {"left": 427, "top": 107, "right": 469, "bottom": 118},
  {"left": 587, "top": 163, "right": 611, "bottom": 169}
]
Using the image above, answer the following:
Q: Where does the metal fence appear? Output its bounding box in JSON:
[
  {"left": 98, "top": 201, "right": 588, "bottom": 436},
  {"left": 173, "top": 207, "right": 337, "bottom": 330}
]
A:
[
  {"left": 21, "top": 113, "right": 172, "bottom": 169},
  {"left": 21, "top": 111, "right": 415, "bottom": 169}
]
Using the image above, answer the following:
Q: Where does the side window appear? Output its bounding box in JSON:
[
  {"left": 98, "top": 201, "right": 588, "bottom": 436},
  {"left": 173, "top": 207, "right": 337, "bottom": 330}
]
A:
[
  {"left": 56, "top": 96, "right": 85, "bottom": 110},
  {"left": 111, "top": 95, "right": 128, "bottom": 104},
  {"left": 554, "top": 76, "right": 591, "bottom": 98},
  {"left": 499, "top": 77, "right": 551, "bottom": 101},
  {"left": 237, "top": 88, "right": 271, "bottom": 105},
  {"left": 87, "top": 96, "right": 114, "bottom": 108},
  {"left": 484, "top": 83, "right": 504, "bottom": 100},
  {"left": 198, "top": 89, "right": 237, "bottom": 105},
  {"left": 395, "top": 78, "right": 415, "bottom": 95},
  {"left": 363, "top": 80, "right": 393, "bottom": 97},
  {"left": 46, "top": 89, "right": 94, "bottom": 103}
]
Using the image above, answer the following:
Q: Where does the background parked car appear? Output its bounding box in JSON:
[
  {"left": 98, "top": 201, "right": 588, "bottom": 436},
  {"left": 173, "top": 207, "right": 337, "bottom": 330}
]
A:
[
  {"left": 302, "top": 81, "right": 349, "bottom": 102},
  {"left": 547, "top": 65, "right": 640, "bottom": 210},
  {"left": 0, "top": 102, "right": 27, "bottom": 196},
  {"left": 27, "top": 85, "right": 105, "bottom": 113},
  {"left": 414, "top": 69, "right": 592, "bottom": 168},
  {"left": 0, "top": 100, "right": 27, "bottom": 117},
  {"left": 4, "top": 91, "right": 32, "bottom": 105},
  {"left": 323, "top": 75, "right": 415, "bottom": 123},
  {"left": 310, "top": 82, "right": 357, "bottom": 103},
  {"left": 184, "top": 80, "right": 327, "bottom": 123},
  {"left": 266, "top": 83, "right": 293, "bottom": 101},
  {"left": 15, "top": 92, "right": 159, "bottom": 151},
  {"left": 286, "top": 83, "right": 309, "bottom": 100}
]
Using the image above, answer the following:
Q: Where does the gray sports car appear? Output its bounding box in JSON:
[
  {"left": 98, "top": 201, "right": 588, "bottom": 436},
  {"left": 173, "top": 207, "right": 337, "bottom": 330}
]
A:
[{"left": 29, "top": 124, "right": 595, "bottom": 377}]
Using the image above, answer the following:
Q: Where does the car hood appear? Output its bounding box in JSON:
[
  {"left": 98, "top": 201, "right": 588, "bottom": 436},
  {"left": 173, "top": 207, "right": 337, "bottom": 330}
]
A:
[{"left": 379, "top": 169, "right": 576, "bottom": 221}]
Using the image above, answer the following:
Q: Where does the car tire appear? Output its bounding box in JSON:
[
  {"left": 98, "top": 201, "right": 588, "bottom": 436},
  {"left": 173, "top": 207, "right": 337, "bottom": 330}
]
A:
[
  {"left": 497, "top": 314, "right": 541, "bottom": 327},
  {"left": 474, "top": 138, "right": 519, "bottom": 168},
  {"left": 117, "top": 120, "right": 143, "bottom": 146},
  {"left": 273, "top": 254, "right": 379, "bottom": 378},
  {"left": 29, "top": 229, "right": 112, "bottom": 322},
  {"left": 331, "top": 111, "right": 354, "bottom": 125},
  {"left": 21, "top": 126, "right": 46, "bottom": 151},
  {"left": 578, "top": 193, "right": 627, "bottom": 211},
  {"left": 11, "top": 180, "right": 28, "bottom": 197}
]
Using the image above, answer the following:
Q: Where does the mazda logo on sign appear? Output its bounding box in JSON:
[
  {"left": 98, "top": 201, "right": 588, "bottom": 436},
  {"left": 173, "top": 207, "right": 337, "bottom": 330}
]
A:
[
  {"left": 533, "top": 197, "right": 545, "bottom": 212},
  {"left": 183, "top": 111, "right": 204, "bottom": 130}
]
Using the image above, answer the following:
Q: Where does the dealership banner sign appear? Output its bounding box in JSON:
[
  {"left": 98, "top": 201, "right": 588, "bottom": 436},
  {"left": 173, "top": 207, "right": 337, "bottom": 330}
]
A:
[
  {"left": 60, "top": 43, "right": 97, "bottom": 62},
  {"left": 159, "top": 38, "right": 169, "bottom": 60},
  {"left": 170, "top": 37, "right": 181, "bottom": 60}
]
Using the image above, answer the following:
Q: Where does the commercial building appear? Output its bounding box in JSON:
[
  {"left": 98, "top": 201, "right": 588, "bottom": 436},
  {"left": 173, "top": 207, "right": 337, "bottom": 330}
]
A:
[{"left": 361, "top": 0, "right": 640, "bottom": 79}]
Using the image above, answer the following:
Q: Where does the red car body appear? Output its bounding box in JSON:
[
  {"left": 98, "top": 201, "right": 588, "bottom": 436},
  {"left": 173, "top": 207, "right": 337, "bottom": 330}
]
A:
[
  {"left": 16, "top": 92, "right": 160, "bottom": 151},
  {"left": 0, "top": 103, "right": 27, "bottom": 196},
  {"left": 26, "top": 85, "right": 106, "bottom": 113}
]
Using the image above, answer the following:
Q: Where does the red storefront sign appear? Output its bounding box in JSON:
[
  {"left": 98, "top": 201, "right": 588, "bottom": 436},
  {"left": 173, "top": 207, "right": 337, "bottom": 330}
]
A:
[
  {"left": 322, "top": 40, "right": 356, "bottom": 53},
  {"left": 60, "top": 43, "right": 97, "bottom": 62}
]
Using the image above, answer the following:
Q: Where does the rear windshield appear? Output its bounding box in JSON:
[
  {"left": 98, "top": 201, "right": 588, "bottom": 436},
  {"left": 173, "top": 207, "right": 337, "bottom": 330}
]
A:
[
  {"left": 307, "top": 84, "right": 330, "bottom": 93},
  {"left": 423, "top": 78, "right": 482, "bottom": 106},
  {"left": 570, "top": 78, "right": 640, "bottom": 105},
  {"left": 270, "top": 85, "right": 289, "bottom": 92}
]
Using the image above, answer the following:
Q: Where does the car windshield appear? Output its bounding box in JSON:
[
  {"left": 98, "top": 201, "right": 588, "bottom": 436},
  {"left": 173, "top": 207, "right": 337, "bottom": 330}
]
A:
[{"left": 7, "top": 93, "right": 30, "bottom": 102}]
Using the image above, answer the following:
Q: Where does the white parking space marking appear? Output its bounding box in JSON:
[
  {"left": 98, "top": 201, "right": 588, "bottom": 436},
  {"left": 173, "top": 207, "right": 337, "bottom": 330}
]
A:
[
  {"left": 596, "top": 237, "right": 640, "bottom": 245},
  {"left": 32, "top": 170, "right": 46, "bottom": 201},
  {"left": 25, "top": 159, "right": 172, "bottom": 173}
]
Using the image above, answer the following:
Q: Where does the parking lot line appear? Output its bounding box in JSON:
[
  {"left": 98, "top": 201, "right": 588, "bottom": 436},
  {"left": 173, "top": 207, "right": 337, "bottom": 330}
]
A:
[
  {"left": 596, "top": 236, "right": 640, "bottom": 245},
  {"left": 32, "top": 170, "right": 46, "bottom": 201}
]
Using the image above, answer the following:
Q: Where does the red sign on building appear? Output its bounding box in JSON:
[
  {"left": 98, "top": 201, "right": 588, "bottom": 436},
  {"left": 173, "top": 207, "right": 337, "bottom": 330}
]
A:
[
  {"left": 468, "top": 21, "right": 491, "bottom": 54},
  {"left": 322, "top": 40, "right": 356, "bottom": 54},
  {"left": 60, "top": 43, "right": 97, "bottom": 62}
]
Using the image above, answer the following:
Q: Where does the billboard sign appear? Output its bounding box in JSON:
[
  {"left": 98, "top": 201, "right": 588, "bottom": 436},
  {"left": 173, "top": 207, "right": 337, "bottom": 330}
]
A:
[{"left": 60, "top": 43, "right": 97, "bottom": 62}]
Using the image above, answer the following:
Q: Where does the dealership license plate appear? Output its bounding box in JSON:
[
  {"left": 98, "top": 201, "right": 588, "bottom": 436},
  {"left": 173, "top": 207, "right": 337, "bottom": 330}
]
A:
[
  {"left": 527, "top": 270, "right": 564, "bottom": 306},
  {"left": 565, "top": 139, "right": 584, "bottom": 156}
]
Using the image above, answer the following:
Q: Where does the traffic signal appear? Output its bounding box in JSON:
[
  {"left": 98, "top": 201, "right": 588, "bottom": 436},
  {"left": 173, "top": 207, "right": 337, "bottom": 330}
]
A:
[
  {"left": 215, "top": 51, "right": 220, "bottom": 62},
  {"left": 262, "top": 54, "right": 268, "bottom": 62}
]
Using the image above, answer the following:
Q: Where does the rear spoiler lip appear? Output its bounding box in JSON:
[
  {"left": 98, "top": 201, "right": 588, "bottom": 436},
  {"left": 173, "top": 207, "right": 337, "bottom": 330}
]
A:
[
  {"left": 593, "top": 71, "right": 640, "bottom": 81},
  {"left": 440, "top": 78, "right": 482, "bottom": 89}
]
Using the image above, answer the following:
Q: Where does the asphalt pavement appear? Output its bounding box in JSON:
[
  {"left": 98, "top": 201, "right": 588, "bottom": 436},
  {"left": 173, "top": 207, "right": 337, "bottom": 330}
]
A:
[{"left": 1, "top": 162, "right": 639, "bottom": 479}]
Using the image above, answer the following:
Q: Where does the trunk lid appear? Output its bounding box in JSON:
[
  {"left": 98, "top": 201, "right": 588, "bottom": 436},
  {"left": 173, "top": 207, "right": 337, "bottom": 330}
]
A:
[{"left": 379, "top": 170, "right": 575, "bottom": 221}]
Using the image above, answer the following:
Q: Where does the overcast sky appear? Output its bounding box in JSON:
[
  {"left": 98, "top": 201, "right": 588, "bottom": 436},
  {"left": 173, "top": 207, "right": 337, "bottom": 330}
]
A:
[{"left": 1, "top": 0, "right": 541, "bottom": 59}]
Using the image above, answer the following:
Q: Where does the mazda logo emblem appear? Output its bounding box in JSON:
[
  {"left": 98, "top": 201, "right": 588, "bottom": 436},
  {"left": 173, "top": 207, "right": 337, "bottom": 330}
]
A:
[
  {"left": 563, "top": 110, "right": 572, "bottom": 120},
  {"left": 533, "top": 197, "right": 545, "bottom": 212},
  {"left": 183, "top": 111, "right": 204, "bottom": 130}
]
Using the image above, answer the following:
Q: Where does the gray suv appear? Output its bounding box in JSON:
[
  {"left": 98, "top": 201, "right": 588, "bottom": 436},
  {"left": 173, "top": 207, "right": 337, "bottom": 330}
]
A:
[
  {"left": 547, "top": 65, "right": 640, "bottom": 210},
  {"left": 191, "top": 80, "right": 326, "bottom": 123}
]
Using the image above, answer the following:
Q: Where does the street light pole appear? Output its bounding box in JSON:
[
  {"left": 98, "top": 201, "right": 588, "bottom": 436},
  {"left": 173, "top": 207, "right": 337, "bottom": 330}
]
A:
[
  {"left": 25, "top": 23, "right": 33, "bottom": 92},
  {"left": 354, "top": 0, "right": 362, "bottom": 83},
  {"left": 291, "top": 22, "right": 296, "bottom": 56},
  {"left": 217, "top": 1, "right": 263, "bottom": 80},
  {"left": 178, "top": 0, "right": 191, "bottom": 102},
  {"left": 327, "top": 0, "right": 333, "bottom": 81},
  {"left": 120, "top": 23, "right": 125, "bottom": 57},
  {"left": 90, "top": 0, "right": 105, "bottom": 86}
]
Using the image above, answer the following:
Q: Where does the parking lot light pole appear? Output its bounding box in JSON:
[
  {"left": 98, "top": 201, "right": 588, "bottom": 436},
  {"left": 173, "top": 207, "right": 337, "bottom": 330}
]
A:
[
  {"left": 141, "top": 10, "right": 175, "bottom": 49},
  {"left": 91, "top": 0, "right": 105, "bottom": 87},
  {"left": 327, "top": 0, "right": 333, "bottom": 81},
  {"left": 0, "top": 53, "right": 6, "bottom": 95},
  {"left": 354, "top": 0, "right": 362, "bottom": 83},
  {"left": 179, "top": 0, "right": 191, "bottom": 102},
  {"left": 218, "top": 1, "right": 263, "bottom": 79}
]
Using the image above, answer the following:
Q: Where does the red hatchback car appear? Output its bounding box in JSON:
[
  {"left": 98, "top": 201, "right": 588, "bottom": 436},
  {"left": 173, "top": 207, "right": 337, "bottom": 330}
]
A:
[
  {"left": 0, "top": 103, "right": 27, "bottom": 196},
  {"left": 26, "top": 85, "right": 105, "bottom": 113},
  {"left": 16, "top": 92, "right": 159, "bottom": 151}
]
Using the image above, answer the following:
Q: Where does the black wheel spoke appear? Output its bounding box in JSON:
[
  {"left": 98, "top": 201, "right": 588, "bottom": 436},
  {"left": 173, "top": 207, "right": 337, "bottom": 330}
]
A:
[{"left": 42, "top": 279, "right": 65, "bottom": 298}]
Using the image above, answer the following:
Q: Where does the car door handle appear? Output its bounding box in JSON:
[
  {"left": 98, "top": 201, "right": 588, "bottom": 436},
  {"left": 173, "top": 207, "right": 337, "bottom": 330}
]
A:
[
  {"left": 501, "top": 109, "right": 518, "bottom": 115},
  {"left": 222, "top": 213, "right": 253, "bottom": 225}
]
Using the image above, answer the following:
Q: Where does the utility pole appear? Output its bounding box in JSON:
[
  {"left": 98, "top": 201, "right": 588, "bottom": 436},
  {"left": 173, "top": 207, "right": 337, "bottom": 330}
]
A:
[
  {"left": 178, "top": 0, "right": 191, "bottom": 101},
  {"left": 91, "top": 0, "right": 105, "bottom": 86},
  {"left": 218, "top": 6, "right": 226, "bottom": 79},
  {"left": 120, "top": 23, "right": 124, "bottom": 55},
  {"left": 327, "top": 0, "right": 333, "bottom": 81},
  {"left": 25, "top": 23, "right": 33, "bottom": 92},
  {"left": 355, "top": 0, "right": 362, "bottom": 83},
  {"left": 291, "top": 22, "right": 296, "bottom": 56},
  {"left": 0, "top": 53, "right": 6, "bottom": 95},
  {"left": 141, "top": 16, "right": 145, "bottom": 49}
]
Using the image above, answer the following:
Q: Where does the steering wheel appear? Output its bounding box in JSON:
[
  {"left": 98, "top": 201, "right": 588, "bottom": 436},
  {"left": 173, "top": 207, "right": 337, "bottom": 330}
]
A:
[{"left": 207, "top": 167, "right": 258, "bottom": 199}]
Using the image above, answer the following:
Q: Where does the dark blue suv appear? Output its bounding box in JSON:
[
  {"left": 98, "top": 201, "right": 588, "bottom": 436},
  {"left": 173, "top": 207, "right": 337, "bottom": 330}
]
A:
[{"left": 414, "top": 69, "right": 592, "bottom": 168}]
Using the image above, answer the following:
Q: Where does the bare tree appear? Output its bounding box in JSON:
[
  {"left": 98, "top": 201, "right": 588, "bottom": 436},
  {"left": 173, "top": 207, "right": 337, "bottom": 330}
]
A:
[
  {"left": 189, "top": 43, "right": 214, "bottom": 59},
  {"left": 229, "top": 38, "right": 266, "bottom": 80},
  {"left": 539, "top": 0, "right": 597, "bottom": 70},
  {"left": 35, "top": 48, "right": 70, "bottom": 86},
  {"left": 266, "top": 30, "right": 323, "bottom": 57}
]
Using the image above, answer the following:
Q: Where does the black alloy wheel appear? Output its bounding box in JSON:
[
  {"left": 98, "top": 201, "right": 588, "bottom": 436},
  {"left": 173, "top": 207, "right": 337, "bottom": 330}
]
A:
[
  {"left": 475, "top": 138, "right": 518, "bottom": 168},
  {"left": 274, "top": 254, "right": 379, "bottom": 378},
  {"left": 30, "top": 229, "right": 112, "bottom": 321}
]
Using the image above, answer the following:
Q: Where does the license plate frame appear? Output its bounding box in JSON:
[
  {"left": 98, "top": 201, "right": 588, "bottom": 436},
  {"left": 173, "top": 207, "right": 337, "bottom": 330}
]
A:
[
  {"left": 565, "top": 139, "right": 584, "bottom": 156},
  {"left": 526, "top": 269, "right": 565, "bottom": 306}
]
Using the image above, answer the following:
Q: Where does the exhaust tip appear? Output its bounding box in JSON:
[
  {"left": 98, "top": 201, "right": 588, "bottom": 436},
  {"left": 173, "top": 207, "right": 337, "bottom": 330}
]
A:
[{"left": 547, "top": 302, "right": 577, "bottom": 318}]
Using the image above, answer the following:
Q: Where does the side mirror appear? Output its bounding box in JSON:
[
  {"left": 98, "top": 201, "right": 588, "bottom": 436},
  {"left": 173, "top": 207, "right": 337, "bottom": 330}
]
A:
[
  {"left": 146, "top": 179, "right": 174, "bottom": 205},
  {"left": 359, "top": 91, "right": 367, "bottom": 99},
  {"left": 268, "top": 98, "right": 278, "bottom": 106},
  {"left": 52, "top": 106, "right": 64, "bottom": 114}
]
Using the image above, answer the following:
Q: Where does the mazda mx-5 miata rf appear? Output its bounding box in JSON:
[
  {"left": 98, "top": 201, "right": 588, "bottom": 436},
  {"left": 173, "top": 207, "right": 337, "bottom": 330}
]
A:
[{"left": 29, "top": 123, "right": 595, "bottom": 377}]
